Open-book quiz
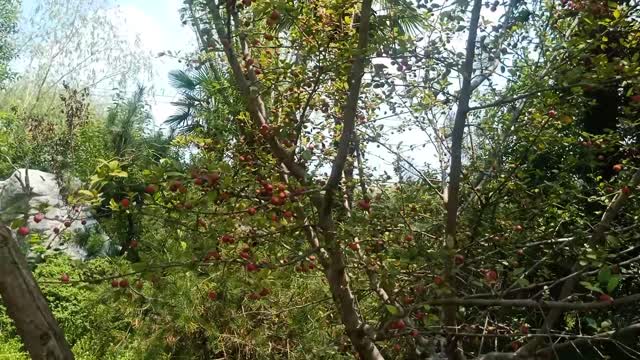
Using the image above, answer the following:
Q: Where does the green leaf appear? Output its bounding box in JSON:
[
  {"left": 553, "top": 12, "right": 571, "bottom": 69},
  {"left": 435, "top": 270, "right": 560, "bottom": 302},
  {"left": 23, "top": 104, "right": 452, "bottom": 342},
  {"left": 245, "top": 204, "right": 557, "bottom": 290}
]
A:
[
  {"left": 584, "top": 317, "right": 597, "bottom": 329},
  {"left": 613, "top": 9, "right": 621, "bottom": 18},
  {"left": 385, "top": 305, "right": 400, "bottom": 315},
  {"left": 607, "top": 275, "right": 620, "bottom": 293},
  {"left": 10, "top": 218, "right": 26, "bottom": 229},
  {"left": 579, "top": 281, "right": 602, "bottom": 293},
  {"left": 597, "top": 267, "right": 611, "bottom": 284},
  {"left": 78, "top": 190, "right": 96, "bottom": 199},
  {"left": 110, "top": 170, "right": 128, "bottom": 177}
]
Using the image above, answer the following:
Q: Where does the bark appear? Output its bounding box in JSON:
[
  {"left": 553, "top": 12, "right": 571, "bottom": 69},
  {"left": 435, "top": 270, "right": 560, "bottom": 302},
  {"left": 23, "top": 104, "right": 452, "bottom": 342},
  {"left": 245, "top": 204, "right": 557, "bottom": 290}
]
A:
[
  {"left": 0, "top": 225, "right": 74, "bottom": 360},
  {"left": 442, "top": 0, "right": 483, "bottom": 358}
]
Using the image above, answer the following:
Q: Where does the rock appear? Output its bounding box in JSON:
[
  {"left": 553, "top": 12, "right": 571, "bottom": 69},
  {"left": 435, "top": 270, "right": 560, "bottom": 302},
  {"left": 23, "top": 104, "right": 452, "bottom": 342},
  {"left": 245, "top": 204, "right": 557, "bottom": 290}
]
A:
[{"left": 0, "top": 169, "right": 109, "bottom": 260}]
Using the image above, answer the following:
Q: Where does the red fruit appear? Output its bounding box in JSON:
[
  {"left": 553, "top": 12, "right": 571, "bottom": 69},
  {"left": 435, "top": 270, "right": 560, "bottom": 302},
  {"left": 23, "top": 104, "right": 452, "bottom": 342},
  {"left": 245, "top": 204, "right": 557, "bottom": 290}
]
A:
[
  {"left": 81, "top": 219, "right": 87, "bottom": 225},
  {"left": 260, "top": 123, "right": 270, "bottom": 136},
  {"left": 393, "top": 344, "right": 401, "bottom": 351},
  {"left": 208, "top": 291, "right": 217, "bottom": 300},
  {"left": 410, "top": 329, "right": 419, "bottom": 337},
  {"left": 17, "top": 226, "right": 30, "bottom": 236},
  {"left": 120, "top": 198, "right": 130, "bottom": 208},
  {"left": 144, "top": 184, "right": 157, "bottom": 194},
  {"left": 271, "top": 214, "right": 279, "bottom": 222},
  {"left": 247, "top": 207, "right": 257, "bottom": 215},
  {"left": 205, "top": 250, "right": 221, "bottom": 261},
  {"left": 547, "top": 109, "right": 557, "bottom": 118},
  {"left": 130, "top": 240, "right": 138, "bottom": 249},
  {"left": 111, "top": 279, "right": 119, "bottom": 288},
  {"left": 630, "top": 94, "right": 640, "bottom": 103},
  {"left": 599, "top": 294, "right": 614, "bottom": 304},
  {"left": 513, "top": 224, "right": 523, "bottom": 232},
  {"left": 404, "top": 234, "right": 414, "bottom": 241},
  {"left": 277, "top": 183, "right": 286, "bottom": 192},
  {"left": 207, "top": 172, "right": 220, "bottom": 184},
  {"left": 308, "top": 255, "right": 316, "bottom": 261},
  {"left": 194, "top": 177, "right": 204, "bottom": 186},
  {"left": 119, "top": 279, "right": 129, "bottom": 288},
  {"left": 613, "top": 164, "right": 623, "bottom": 173},
  {"left": 64, "top": 220, "right": 71, "bottom": 228},
  {"left": 348, "top": 242, "right": 360, "bottom": 251},
  {"left": 622, "top": 186, "right": 631, "bottom": 195},
  {"left": 34, "top": 213, "right": 44, "bottom": 223},
  {"left": 454, "top": 254, "right": 465, "bottom": 265},
  {"left": 263, "top": 183, "right": 273, "bottom": 194},
  {"left": 308, "top": 262, "right": 316, "bottom": 270},
  {"left": 240, "top": 251, "right": 251, "bottom": 260},
  {"left": 246, "top": 262, "right": 259, "bottom": 272},
  {"left": 485, "top": 270, "right": 498, "bottom": 283},
  {"left": 259, "top": 288, "right": 271, "bottom": 297},
  {"left": 270, "top": 196, "right": 282, "bottom": 206},
  {"left": 283, "top": 210, "right": 293, "bottom": 219},
  {"left": 169, "top": 181, "right": 182, "bottom": 192},
  {"left": 402, "top": 296, "right": 414, "bottom": 305},
  {"left": 434, "top": 275, "right": 444, "bottom": 286},
  {"left": 391, "top": 319, "right": 406, "bottom": 330},
  {"left": 520, "top": 324, "right": 529, "bottom": 335},
  {"left": 269, "top": 10, "right": 281, "bottom": 21},
  {"left": 357, "top": 199, "right": 371, "bottom": 211},
  {"left": 60, "top": 274, "right": 70, "bottom": 283},
  {"left": 221, "top": 234, "right": 234, "bottom": 244},
  {"left": 278, "top": 191, "right": 287, "bottom": 199}
]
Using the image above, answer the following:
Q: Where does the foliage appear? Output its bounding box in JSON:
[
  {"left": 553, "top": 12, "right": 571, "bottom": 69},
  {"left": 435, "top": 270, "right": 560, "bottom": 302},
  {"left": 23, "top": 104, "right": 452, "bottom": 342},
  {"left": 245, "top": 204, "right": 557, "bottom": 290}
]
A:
[
  {"left": 1, "top": 0, "right": 639, "bottom": 359},
  {"left": 0, "top": 0, "right": 19, "bottom": 86}
]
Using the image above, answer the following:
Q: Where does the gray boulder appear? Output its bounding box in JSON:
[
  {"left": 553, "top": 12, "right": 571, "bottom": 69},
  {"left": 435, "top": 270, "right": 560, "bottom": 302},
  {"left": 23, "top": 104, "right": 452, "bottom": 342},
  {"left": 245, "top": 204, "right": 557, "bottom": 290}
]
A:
[{"left": 0, "top": 169, "right": 107, "bottom": 259}]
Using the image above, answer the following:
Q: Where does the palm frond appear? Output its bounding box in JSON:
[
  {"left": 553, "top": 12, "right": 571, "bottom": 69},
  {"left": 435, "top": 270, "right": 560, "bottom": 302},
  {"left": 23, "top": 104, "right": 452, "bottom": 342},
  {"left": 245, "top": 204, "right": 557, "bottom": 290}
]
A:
[{"left": 169, "top": 70, "right": 198, "bottom": 91}]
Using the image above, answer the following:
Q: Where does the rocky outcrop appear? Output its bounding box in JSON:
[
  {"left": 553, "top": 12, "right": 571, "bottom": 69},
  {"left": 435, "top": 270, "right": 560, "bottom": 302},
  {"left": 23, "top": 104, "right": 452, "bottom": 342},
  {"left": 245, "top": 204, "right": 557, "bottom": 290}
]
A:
[{"left": 0, "top": 169, "right": 106, "bottom": 259}]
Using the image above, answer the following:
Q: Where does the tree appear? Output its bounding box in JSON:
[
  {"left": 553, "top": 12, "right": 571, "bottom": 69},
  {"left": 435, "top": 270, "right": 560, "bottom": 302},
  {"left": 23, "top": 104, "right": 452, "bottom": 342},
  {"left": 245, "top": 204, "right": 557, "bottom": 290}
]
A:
[
  {"left": 3, "top": 0, "right": 151, "bottom": 113},
  {"left": 0, "top": 0, "right": 19, "bottom": 86},
  {"left": 1, "top": 0, "right": 639, "bottom": 359}
]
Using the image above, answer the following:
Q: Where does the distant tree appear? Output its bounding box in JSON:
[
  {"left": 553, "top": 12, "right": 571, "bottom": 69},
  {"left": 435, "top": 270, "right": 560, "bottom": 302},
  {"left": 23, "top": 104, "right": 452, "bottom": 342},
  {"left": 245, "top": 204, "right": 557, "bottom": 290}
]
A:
[{"left": 0, "top": 0, "right": 19, "bottom": 86}]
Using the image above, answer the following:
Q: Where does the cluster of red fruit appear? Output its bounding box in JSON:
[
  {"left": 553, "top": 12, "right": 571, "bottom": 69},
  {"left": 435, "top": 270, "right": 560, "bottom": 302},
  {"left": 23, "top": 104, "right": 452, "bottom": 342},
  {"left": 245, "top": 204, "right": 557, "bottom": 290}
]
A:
[
  {"left": 17, "top": 212, "right": 87, "bottom": 237},
  {"left": 247, "top": 287, "right": 271, "bottom": 300},
  {"left": 111, "top": 279, "right": 130, "bottom": 288},
  {"left": 266, "top": 10, "right": 280, "bottom": 27}
]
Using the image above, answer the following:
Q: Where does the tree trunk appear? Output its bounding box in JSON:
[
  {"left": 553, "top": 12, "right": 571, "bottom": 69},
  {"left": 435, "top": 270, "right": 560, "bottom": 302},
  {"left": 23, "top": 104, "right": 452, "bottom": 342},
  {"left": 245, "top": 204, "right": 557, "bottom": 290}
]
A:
[{"left": 0, "top": 225, "right": 74, "bottom": 360}]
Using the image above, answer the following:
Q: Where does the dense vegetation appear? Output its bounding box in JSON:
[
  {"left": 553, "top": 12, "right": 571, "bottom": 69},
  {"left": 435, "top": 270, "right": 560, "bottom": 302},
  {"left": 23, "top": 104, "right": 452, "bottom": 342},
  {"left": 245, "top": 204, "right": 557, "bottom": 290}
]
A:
[{"left": 0, "top": 0, "right": 639, "bottom": 359}]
